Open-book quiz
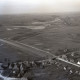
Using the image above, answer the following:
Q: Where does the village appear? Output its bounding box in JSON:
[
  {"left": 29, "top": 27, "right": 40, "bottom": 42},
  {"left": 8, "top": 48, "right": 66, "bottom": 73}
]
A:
[{"left": 0, "top": 48, "right": 80, "bottom": 80}]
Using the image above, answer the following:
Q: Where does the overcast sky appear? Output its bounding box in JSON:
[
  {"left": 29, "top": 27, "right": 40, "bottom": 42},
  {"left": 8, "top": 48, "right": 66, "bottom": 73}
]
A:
[{"left": 0, "top": 0, "right": 80, "bottom": 14}]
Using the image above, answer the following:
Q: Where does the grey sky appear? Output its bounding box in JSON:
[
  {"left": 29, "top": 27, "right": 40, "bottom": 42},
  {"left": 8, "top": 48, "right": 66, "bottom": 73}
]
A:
[{"left": 0, "top": 0, "right": 80, "bottom": 14}]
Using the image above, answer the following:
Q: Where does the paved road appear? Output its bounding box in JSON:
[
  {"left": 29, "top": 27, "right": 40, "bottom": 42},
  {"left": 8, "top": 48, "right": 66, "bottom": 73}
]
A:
[{"left": 0, "top": 39, "right": 80, "bottom": 68}]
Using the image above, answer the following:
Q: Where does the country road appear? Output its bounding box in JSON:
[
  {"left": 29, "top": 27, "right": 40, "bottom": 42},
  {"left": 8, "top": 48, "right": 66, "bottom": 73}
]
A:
[
  {"left": 0, "top": 39, "right": 80, "bottom": 68},
  {"left": 0, "top": 39, "right": 54, "bottom": 58}
]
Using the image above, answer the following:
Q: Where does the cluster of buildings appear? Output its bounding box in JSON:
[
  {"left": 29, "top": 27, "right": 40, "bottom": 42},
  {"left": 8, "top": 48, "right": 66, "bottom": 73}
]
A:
[
  {"left": 59, "top": 51, "right": 80, "bottom": 65},
  {"left": 0, "top": 51, "right": 80, "bottom": 80},
  {"left": 0, "top": 58, "right": 55, "bottom": 79}
]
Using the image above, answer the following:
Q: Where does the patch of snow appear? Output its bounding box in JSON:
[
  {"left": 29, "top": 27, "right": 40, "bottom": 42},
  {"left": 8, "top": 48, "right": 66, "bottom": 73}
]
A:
[
  {"left": 64, "top": 67, "right": 66, "bottom": 70},
  {"left": 0, "top": 74, "right": 28, "bottom": 80},
  {"left": 6, "top": 28, "right": 12, "bottom": 31},
  {"left": 77, "top": 61, "right": 80, "bottom": 65},
  {"left": 14, "top": 28, "right": 19, "bottom": 30},
  {"left": 13, "top": 26, "right": 45, "bottom": 30}
]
